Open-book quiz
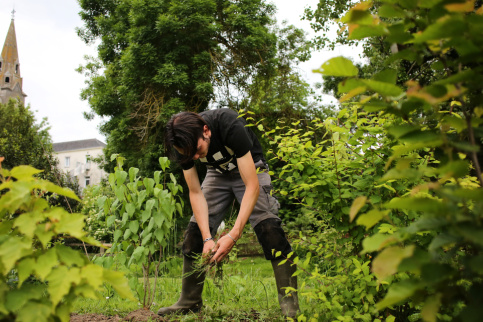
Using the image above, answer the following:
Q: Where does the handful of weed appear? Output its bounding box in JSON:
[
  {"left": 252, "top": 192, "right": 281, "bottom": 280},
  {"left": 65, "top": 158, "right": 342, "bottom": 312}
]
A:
[{"left": 191, "top": 252, "right": 224, "bottom": 285}]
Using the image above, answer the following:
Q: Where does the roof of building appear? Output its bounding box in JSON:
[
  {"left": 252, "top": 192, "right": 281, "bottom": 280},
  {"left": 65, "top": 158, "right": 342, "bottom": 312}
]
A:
[{"left": 53, "top": 139, "right": 106, "bottom": 152}]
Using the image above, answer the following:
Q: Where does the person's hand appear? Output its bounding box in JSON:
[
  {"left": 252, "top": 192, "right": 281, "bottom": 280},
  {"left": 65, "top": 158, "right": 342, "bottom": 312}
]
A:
[
  {"left": 202, "top": 239, "right": 215, "bottom": 255},
  {"left": 210, "top": 234, "right": 236, "bottom": 264}
]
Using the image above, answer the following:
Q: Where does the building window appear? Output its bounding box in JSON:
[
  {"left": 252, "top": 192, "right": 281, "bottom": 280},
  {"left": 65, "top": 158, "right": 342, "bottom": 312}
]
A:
[
  {"left": 85, "top": 176, "right": 90, "bottom": 187},
  {"left": 86, "top": 154, "right": 91, "bottom": 163},
  {"left": 5, "top": 77, "right": 9, "bottom": 83},
  {"left": 65, "top": 157, "right": 70, "bottom": 167},
  {"left": 15, "top": 64, "right": 18, "bottom": 74},
  {"left": 0, "top": 61, "right": 2, "bottom": 70}
]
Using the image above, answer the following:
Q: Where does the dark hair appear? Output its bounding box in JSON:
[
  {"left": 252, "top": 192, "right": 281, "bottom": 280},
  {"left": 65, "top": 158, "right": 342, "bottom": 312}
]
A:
[{"left": 165, "top": 112, "right": 207, "bottom": 164}]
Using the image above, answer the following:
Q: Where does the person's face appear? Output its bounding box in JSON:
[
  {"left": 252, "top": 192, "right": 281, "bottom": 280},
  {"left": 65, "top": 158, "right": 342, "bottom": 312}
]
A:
[
  {"left": 174, "top": 125, "right": 210, "bottom": 160},
  {"left": 191, "top": 136, "right": 209, "bottom": 160}
]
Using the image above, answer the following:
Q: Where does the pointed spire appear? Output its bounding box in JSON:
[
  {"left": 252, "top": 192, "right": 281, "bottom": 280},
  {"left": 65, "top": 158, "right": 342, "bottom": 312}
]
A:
[{"left": 0, "top": 16, "right": 26, "bottom": 105}]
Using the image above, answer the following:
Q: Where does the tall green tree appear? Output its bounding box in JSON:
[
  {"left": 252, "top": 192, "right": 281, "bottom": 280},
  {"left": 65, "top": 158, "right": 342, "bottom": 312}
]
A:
[
  {"left": 77, "top": 0, "right": 282, "bottom": 175},
  {"left": 0, "top": 100, "right": 81, "bottom": 210}
]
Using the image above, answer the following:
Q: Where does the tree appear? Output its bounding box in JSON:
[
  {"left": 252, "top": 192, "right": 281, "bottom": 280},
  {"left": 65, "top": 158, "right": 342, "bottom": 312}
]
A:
[
  {"left": 0, "top": 100, "right": 81, "bottom": 210},
  {"left": 77, "top": 0, "right": 282, "bottom": 175}
]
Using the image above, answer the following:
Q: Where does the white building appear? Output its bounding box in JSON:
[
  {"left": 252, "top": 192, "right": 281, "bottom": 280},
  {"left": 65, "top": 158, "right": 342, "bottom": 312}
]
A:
[{"left": 53, "top": 139, "right": 106, "bottom": 190}]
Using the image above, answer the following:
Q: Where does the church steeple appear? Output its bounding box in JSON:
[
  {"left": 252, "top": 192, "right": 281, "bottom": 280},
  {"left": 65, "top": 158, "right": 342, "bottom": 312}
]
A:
[{"left": 0, "top": 13, "right": 26, "bottom": 105}]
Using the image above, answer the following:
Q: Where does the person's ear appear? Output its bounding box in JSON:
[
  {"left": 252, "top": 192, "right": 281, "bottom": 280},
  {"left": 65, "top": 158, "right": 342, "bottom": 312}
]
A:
[{"left": 203, "top": 125, "right": 210, "bottom": 138}]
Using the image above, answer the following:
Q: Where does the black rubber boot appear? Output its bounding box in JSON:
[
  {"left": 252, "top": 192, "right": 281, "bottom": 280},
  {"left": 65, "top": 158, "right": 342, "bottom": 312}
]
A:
[
  {"left": 158, "top": 222, "right": 206, "bottom": 316},
  {"left": 157, "top": 256, "right": 205, "bottom": 315},
  {"left": 271, "top": 258, "right": 300, "bottom": 318}
]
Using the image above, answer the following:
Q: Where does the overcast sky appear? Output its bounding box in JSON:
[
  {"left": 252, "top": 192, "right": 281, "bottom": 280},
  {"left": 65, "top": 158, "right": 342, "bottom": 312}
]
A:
[{"left": 1, "top": 0, "right": 362, "bottom": 144}]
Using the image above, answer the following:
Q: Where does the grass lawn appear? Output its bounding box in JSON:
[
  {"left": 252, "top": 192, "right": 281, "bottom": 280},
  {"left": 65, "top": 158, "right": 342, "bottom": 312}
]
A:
[{"left": 73, "top": 256, "right": 298, "bottom": 321}]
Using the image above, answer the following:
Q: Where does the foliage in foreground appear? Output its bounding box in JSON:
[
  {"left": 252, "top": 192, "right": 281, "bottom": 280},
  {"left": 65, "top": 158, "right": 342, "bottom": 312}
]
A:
[
  {"left": 0, "top": 160, "right": 134, "bottom": 322},
  {"left": 265, "top": 0, "right": 483, "bottom": 321}
]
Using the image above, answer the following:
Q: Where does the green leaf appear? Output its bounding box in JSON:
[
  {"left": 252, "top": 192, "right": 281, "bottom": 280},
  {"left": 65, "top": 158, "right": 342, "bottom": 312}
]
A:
[
  {"left": 357, "top": 209, "right": 390, "bottom": 230},
  {"left": 361, "top": 79, "right": 403, "bottom": 97},
  {"left": 10, "top": 166, "right": 43, "bottom": 180},
  {"left": 15, "top": 301, "right": 51, "bottom": 322},
  {"left": 80, "top": 264, "right": 105, "bottom": 290},
  {"left": 129, "top": 220, "right": 139, "bottom": 234},
  {"left": 126, "top": 203, "right": 136, "bottom": 218},
  {"left": 378, "top": 4, "right": 406, "bottom": 18},
  {"left": 17, "top": 258, "right": 35, "bottom": 287},
  {"left": 115, "top": 170, "right": 128, "bottom": 185},
  {"left": 130, "top": 246, "right": 145, "bottom": 264},
  {"left": 398, "top": 130, "right": 442, "bottom": 145},
  {"left": 421, "top": 293, "right": 442, "bottom": 322},
  {"left": 384, "top": 197, "right": 445, "bottom": 213},
  {"left": 154, "top": 228, "right": 165, "bottom": 243},
  {"left": 13, "top": 212, "right": 41, "bottom": 238},
  {"left": 54, "top": 212, "right": 86, "bottom": 239},
  {"left": 144, "top": 178, "right": 155, "bottom": 195},
  {"left": 442, "top": 115, "right": 466, "bottom": 133},
  {"left": 107, "top": 215, "right": 116, "bottom": 227},
  {"left": 373, "top": 69, "right": 398, "bottom": 84},
  {"left": 97, "top": 196, "right": 107, "bottom": 210},
  {"left": 5, "top": 284, "right": 44, "bottom": 312},
  {"left": 0, "top": 236, "right": 32, "bottom": 274},
  {"left": 159, "top": 157, "right": 169, "bottom": 171},
  {"left": 413, "top": 18, "right": 466, "bottom": 43},
  {"left": 142, "top": 233, "right": 152, "bottom": 246},
  {"left": 114, "top": 230, "right": 122, "bottom": 243},
  {"left": 103, "top": 269, "right": 135, "bottom": 300},
  {"left": 361, "top": 233, "right": 399, "bottom": 254},
  {"left": 349, "top": 25, "right": 388, "bottom": 40},
  {"left": 35, "top": 248, "right": 58, "bottom": 279},
  {"left": 350, "top": 196, "right": 367, "bottom": 222},
  {"left": 47, "top": 265, "right": 81, "bottom": 306},
  {"left": 313, "top": 57, "right": 358, "bottom": 77},
  {"left": 141, "top": 209, "right": 151, "bottom": 223},
  {"left": 56, "top": 244, "right": 86, "bottom": 267},
  {"left": 406, "top": 216, "right": 447, "bottom": 234},
  {"left": 386, "top": 124, "right": 421, "bottom": 139},
  {"left": 37, "top": 181, "right": 80, "bottom": 201},
  {"left": 154, "top": 171, "right": 161, "bottom": 185},
  {"left": 372, "top": 245, "right": 415, "bottom": 280},
  {"left": 129, "top": 167, "right": 139, "bottom": 183},
  {"left": 124, "top": 229, "right": 131, "bottom": 240},
  {"left": 376, "top": 280, "right": 421, "bottom": 310},
  {"left": 338, "top": 78, "right": 366, "bottom": 94},
  {"left": 34, "top": 224, "right": 54, "bottom": 248}
]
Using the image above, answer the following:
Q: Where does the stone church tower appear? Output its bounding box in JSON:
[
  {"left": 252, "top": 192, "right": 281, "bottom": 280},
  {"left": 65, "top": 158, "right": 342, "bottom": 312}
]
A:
[{"left": 0, "top": 12, "right": 26, "bottom": 105}]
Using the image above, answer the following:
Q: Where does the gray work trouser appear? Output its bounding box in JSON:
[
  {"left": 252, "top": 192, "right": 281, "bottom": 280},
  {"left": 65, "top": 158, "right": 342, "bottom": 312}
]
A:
[{"left": 183, "top": 161, "right": 293, "bottom": 260}]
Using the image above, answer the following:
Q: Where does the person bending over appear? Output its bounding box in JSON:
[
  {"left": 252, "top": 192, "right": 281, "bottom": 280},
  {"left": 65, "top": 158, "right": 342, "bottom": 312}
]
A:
[{"left": 158, "top": 108, "right": 299, "bottom": 318}]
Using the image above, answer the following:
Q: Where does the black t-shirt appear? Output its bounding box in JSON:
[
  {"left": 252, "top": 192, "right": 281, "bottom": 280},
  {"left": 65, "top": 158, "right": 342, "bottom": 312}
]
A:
[{"left": 181, "top": 108, "right": 265, "bottom": 173}]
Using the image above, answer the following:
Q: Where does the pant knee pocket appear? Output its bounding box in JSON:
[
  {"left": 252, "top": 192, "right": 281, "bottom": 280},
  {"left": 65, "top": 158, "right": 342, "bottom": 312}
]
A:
[{"left": 262, "top": 185, "right": 280, "bottom": 214}]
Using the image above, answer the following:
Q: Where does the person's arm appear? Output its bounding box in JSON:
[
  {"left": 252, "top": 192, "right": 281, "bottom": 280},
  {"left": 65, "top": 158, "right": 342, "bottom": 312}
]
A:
[
  {"left": 211, "top": 151, "right": 260, "bottom": 263},
  {"left": 183, "top": 166, "right": 215, "bottom": 253}
]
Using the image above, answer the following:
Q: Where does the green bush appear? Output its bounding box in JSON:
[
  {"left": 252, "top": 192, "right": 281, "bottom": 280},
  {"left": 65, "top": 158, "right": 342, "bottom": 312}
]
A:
[
  {"left": 81, "top": 181, "right": 115, "bottom": 242},
  {"left": 0, "top": 160, "right": 133, "bottom": 322},
  {"left": 94, "top": 155, "right": 184, "bottom": 309}
]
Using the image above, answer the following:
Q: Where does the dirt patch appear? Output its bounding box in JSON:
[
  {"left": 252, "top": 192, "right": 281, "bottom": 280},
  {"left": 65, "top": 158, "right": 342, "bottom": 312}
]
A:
[
  {"left": 70, "top": 310, "right": 169, "bottom": 322},
  {"left": 70, "top": 313, "right": 120, "bottom": 322},
  {"left": 70, "top": 309, "right": 266, "bottom": 321},
  {"left": 122, "top": 309, "right": 166, "bottom": 321}
]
